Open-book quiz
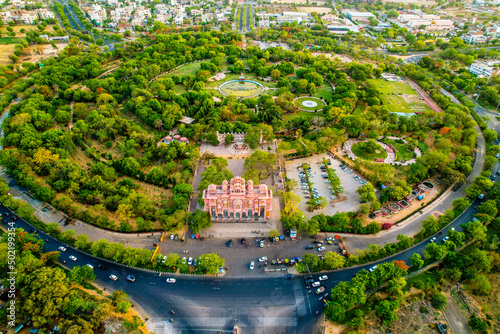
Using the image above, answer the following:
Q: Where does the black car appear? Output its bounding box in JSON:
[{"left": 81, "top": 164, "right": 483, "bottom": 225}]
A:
[
  {"left": 227, "top": 239, "right": 233, "bottom": 247},
  {"left": 241, "top": 238, "right": 246, "bottom": 244},
  {"left": 97, "top": 264, "right": 107, "bottom": 270},
  {"left": 304, "top": 275, "right": 313, "bottom": 280},
  {"left": 12, "top": 215, "right": 17, "bottom": 220},
  {"left": 306, "top": 245, "right": 314, "bottom": 250},
  {"left": 174, "top": 234, "right": 178, "bottom": 241},
  {"left": 305, "top": 278, "right": 314, "bottom": 285},
  {"left": 4, "top": 212, "right": 9, "bottom": 216}
]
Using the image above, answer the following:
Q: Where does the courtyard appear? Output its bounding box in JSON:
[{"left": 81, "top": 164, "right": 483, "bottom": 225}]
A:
[{"left": 285, "top": 154, "right": 363, "bottom": 219}]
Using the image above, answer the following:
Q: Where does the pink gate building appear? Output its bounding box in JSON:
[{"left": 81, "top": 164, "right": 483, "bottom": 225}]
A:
[{"left": 202, "top": 176, "right": 273, "bottom": 221}]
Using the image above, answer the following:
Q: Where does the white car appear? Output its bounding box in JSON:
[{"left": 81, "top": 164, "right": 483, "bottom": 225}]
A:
[
  {"left": 319, "top": 275, "right": 328, "bottom": 281},
  {"left": 430, "top": 237, "right": 437, "bottom": 243},
  {"left": 166, "top": 278, "right": 176, "bottom": 283},
  {"left": 69, "top": 255, "right": 77, "bottom": 261},
  {"left": 317, "top": 247, "right": 326, "bottom": 252},
  {"left": 249, "top": 261, "right": 255, "bottom": 270},
  {"left": 312, "top": 281, "right": 320, "bottom": 287},
  {"left": 86, "top": 264, "right": 94, "bottom": 269},
  {"left": 188, "top": 257, "right": 193, "bottom": 265},
  {"left": 369, "top": 266, "right": 378, "bottom": 273},
  {"left": 259, "top": 256, "right": 268, "bottom": 262},
  {"left": 442, "top": 236, "right": 450, "bottom": 242},
  {"left": 58, "top": 246, "right": 66, "bottom": 252},
  {"left": 170, "top": 234, "right": 175, "bottom": 240},
  {"left": 109, "top": 274, "right": 118, "bottom": 281}
]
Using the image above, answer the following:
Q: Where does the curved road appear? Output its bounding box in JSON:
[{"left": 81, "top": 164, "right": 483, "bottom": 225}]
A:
[{"left": 1, "top": 198, "right": 481, "bottom": 334}]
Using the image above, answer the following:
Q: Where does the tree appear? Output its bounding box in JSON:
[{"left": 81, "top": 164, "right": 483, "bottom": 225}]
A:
[
  {"left": 464, "top": 220, "right": 488, "bottom": 245},
  {"left": 431, "top": 292, "right": 447, "bottom": 310},
  {"left": 356, "top": 182, "right": 376, "bottom": 202},
  {"left": 468, "top": 315, "right": 488, "bottom": 333},
  {"left": 19, "top": 267, "right": 70, "bottom": 328},
  {"left": 225, "top": 133, "right": 234, "bottom": 145},
  {"left": 243, "top": 150, "right": 276, "bottom": 183},
  {"left": 323, "top": 251, "right": 346, "bottom": 270},
  {"left": 471, "top": 274, "right": 492, "bottom": 295},
  {"left": 69, "top": 265, "right": 96, "bottom": 284},
  {"left": 197, "top": 253, "right": 224, "bottom": 274},
  {"left": 188, "top": 210, "right": 212, "bottom": 234},
  {"left": 376, "top": 300, "right": 399, "bottom": 326},
  {"left": 410, "top": 253, "right": 424, "bottom": 269},
  {"left": 424, "top": 243, "right": 448, "bottom": 261}
]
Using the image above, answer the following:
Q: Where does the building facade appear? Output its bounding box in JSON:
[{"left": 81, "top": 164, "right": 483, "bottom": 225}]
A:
[{"left": 203, "top": 177, "right": 273, "bottom": 221}]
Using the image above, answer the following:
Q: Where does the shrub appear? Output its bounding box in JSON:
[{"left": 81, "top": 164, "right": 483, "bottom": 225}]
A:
[{"left": 382, "top": 222, "right": 392, "bottom": 230}]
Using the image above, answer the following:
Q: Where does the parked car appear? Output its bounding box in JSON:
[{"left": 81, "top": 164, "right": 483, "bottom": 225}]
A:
[
  {"left": 259, "top": 256, "right": 268, "bottom": 262},
  {"left": 69, "top": 255, "right": 77, "bottom": 261},
  {"left": 166, "top": 278, "right": 176, "bottom": 283},
  {"left": 317, "top": 247, "right": 326, "bottom": 252},
  {"left": 127, "top": 275, "right": 136, "bottom": 282},
  {"left": 306, "top": 245, "right": 314, "bottom": 250},
  {"left": 174, "top": 234, "right": 178, "bottom": 241},
  {"left": 188, "top": 257, "right": 193, "bottom": 265},
  {"left": 304, "top": 275, "right": 313, "bottom": 280},
  {"left": 312, "top": 282, "right": 320, "bottom": 288},
  {"left": 58, "top": 246, "right": 66, "bottom": 252},
  {"left": 369, "top": 266, "right": 378, "bottom": 273},
  {"left": 241, "top": 238, "right": 246, "bottom": 244},
  {"left": 284, "top": 274, "right": 294, "bottom": 280},
  {"left": 249, "top": 261, "right": 255, "bottom": 270},
  {"left": 430, "top": 237, "right": 437, "bottom": 243},
  {"left": 319, "top": 275, "right": 328, "bottom": 281},
  {"left": 109, "top": 274, "right": 118, "bottom": 281},
  {"left": 442, "top": 236, "right": 450, "bottom": 242},
  {"left": 170, "top": 234, "right": 175, "bottom": 240},
  {"left": 316, "top": 287, "right": 325, "bottom": 294},
  {"left": 97, "top": 264, "right": 107, "bottom": 270},
  {"left": 227, "top": 240, "right": 233, "bottom": 247},
  {"left": 86, "top": 264, "right": 94, "bottom": 269}
]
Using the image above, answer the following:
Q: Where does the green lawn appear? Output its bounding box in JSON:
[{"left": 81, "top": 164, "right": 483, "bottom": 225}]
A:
[
  {"left": 351, "top": 141, "right": 388, "bottom": 161},
  {"left": 315, "top": 84, "right": 332, "bottom": 101},
  {"left": 417, "top": 141, "right": 429, "bottom": 154},
  {"left": 0, "top": 37, "right": 25, "bottom": 44},
  {"left": 165, "top": 62, "right": 201, "bottom": 77},
  {"left": 283, "top": 109, "right": 316, "bottom": 121},
  {"left": 294, "top": 97, "right": 326, "bottom": 111},
  {"left": 380, "top": 139, "right": 416, "bottom": 161},
  {"left": 173, "top": 84, "right": 187, "bottom": 94},
  {"left": 367, "top": 78, "right": 432, "bottom": 113}
]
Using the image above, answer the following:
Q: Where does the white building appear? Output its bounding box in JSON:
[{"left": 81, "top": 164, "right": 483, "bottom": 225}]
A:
[
  {"left": 469, "top": 61, "right": 498, "bottom": 77},
  {"left": 463, "top": 33, "right": 488, "bottom": 44},
  {"left": 398, "top": 14, "right": 420, "bottom": 22},
  {"left": 343, "top": 11, "right": 375, "bottom": 22},
  {"left": 275, "top": 11, "right": 311, "bottom": 24},
  {"left": 36, "top": 9, "right": 55, "bottom": 20}
]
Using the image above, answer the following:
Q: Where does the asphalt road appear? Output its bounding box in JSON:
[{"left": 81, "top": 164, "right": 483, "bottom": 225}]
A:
[{"left": 0, "top": 198, "right": 481, "bottom": 334}]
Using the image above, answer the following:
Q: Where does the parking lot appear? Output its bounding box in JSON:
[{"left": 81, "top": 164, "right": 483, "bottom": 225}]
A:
[{"left": 285, "top": 154, "right": 364, "bottom": 219}]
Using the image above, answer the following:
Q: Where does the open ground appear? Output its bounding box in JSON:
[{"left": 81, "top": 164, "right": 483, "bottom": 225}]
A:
[{"left": 367, "top": 78, "right": 433, "bottom": 113}]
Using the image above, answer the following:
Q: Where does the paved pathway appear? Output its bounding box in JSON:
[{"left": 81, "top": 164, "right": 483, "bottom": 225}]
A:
[{"left": 442, "top": 292, "right": 473, "bottom": 334}]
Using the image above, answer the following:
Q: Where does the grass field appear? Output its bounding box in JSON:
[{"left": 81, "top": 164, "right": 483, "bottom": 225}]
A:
[
  {"left": 315, "top": 84, "right": 332, "bottom": 101},
  {"left": 165, "top": 62, "right": 201, "bottom": 77},
  {"left": 283, "top": 109, "right": 316, "bottom": 121},
  {"left": 367, "top": 78, "right": 432, "bottom": 113},
  {"left": 0, "top": 24, "right": 56, "bottom": 38},
  {"left": 381, "top": 138, "right": 415, "bottom": 161},
  {"left": 0, "top": 37, "right": 25, "bottom": 44},
  {"left": 352, "top": 141, "right": 388, "bottom": 160},
  {"left": 294, "top": 97, "right": 326, "bottom": 111},
  {"left": 0, "top": 44, "right": 16, "bottom": 65}
]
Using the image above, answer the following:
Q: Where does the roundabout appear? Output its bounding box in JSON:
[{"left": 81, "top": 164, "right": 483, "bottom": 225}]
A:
[{"left": 293, "top": 96, "right": 326, "bottom": 112}]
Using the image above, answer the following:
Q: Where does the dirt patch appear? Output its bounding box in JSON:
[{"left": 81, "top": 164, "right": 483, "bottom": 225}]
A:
[
  {"left": 0, "top": 44, "right": 16, "bottom": 65},
  {"left": 401, "top": 94, "right": 423, "bottom": 104},
  {"left": 381, "top": 300, "right": 446, "bottom": 334},
  {"left": 297, "top": 6, "right": 333, "bottom": 14},
  {"left": 322, "top": 319, "right": 345, "bottom": 334}
]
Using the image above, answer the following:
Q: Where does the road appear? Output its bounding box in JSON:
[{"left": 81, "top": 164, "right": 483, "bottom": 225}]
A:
[{"left": 0, "top": 197, "right": 482, "bottom": 334}]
